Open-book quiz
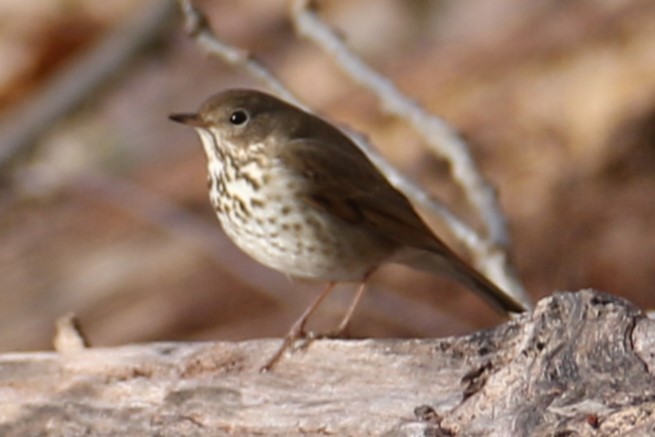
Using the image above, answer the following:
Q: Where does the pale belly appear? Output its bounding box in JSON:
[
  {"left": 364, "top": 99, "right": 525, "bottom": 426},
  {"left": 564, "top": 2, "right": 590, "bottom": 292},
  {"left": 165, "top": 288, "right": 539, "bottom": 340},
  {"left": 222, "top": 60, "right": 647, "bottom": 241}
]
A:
[{"left": 207, "top": 159, "right": 396, "bottom": 281}]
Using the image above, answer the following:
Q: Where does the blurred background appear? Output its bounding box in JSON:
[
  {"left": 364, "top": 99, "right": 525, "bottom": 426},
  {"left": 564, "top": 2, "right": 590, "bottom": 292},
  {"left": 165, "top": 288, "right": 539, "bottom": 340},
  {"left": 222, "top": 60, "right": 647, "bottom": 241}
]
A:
[{"left": 0, "top": 0, "right": 654, "bottom": 353}]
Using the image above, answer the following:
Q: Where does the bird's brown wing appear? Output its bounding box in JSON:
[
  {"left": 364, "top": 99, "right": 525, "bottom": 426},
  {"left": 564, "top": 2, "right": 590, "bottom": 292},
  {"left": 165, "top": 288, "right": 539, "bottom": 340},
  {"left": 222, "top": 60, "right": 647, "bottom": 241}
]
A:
[
  {"left": 277, "top": 138, "right": 449, "bottom": 254},
  {"left": 278, "top": 138, "right": 526, "bottom": 314}
]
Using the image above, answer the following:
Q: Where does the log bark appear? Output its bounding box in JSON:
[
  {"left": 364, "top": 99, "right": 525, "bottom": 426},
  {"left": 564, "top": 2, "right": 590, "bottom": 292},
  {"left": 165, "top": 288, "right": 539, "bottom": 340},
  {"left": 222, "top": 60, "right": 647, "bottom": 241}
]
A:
[{"left": 1, "top": 289, "right": 653, "bottom": 436}]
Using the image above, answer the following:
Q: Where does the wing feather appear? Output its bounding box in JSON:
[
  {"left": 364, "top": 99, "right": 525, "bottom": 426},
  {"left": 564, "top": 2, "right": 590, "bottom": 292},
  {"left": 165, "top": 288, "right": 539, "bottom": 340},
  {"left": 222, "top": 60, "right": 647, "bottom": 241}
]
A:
[{"left": 277, "top": 138, "right": 447, "bottom": 253}]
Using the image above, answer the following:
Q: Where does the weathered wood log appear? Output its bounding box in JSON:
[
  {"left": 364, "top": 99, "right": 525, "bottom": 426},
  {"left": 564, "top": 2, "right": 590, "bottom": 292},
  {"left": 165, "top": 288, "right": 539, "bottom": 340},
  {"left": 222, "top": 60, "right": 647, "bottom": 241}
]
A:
[{"left": 0, "top": 289, "right": 653, "bottom": 436}]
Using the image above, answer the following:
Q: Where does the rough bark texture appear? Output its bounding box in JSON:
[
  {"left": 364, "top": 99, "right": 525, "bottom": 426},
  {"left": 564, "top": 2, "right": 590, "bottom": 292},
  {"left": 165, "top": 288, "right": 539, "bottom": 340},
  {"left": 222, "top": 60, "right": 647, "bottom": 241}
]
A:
[{"left": 0, "top": 289, "right": 653, "bottom": 436}]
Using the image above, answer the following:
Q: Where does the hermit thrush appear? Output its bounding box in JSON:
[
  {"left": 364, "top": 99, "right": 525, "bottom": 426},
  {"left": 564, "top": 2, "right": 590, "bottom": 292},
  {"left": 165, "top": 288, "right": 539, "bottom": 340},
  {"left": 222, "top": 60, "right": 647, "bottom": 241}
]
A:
[{"left": 170, "top": 89, "right": 525, "bottom": 370}]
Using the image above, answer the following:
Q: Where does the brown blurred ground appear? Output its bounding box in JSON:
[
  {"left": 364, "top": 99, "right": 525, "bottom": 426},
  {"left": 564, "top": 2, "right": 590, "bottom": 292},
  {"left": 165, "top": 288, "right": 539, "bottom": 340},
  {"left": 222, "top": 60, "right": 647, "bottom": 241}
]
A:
[{"left": 0, "top": 0, "right": 653, "bottom": 352}]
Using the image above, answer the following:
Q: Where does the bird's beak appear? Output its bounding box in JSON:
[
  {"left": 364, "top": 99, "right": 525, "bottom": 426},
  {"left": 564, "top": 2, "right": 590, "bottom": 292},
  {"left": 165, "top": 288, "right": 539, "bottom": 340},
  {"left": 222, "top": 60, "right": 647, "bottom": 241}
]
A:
[{"left": 168, "top": 112, "right": 208, "bottom": 127}]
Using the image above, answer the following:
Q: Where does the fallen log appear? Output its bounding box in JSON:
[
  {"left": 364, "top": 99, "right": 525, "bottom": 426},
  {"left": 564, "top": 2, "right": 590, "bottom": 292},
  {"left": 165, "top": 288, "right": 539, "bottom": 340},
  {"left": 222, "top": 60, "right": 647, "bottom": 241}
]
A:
[{"left": 0, "top": 289, "right": 653, "bottom": 436}]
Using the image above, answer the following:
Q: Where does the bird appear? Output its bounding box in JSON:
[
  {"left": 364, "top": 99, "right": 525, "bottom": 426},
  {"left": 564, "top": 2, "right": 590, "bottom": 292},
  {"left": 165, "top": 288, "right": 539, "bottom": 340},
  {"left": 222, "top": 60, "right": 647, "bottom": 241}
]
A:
[{"left": 169, "top": 88, "right": 525, "bottom": 370}]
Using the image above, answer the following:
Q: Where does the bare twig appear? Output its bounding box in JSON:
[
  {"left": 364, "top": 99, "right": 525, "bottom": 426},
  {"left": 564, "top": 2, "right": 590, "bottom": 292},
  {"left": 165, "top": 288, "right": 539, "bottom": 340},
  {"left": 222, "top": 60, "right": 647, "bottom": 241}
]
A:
[
  {"left": 0, "top": 0, "right": 177, "bottom": 175},
  {"left": 178, "top": 0, "right": 298, "bottom": 105}
]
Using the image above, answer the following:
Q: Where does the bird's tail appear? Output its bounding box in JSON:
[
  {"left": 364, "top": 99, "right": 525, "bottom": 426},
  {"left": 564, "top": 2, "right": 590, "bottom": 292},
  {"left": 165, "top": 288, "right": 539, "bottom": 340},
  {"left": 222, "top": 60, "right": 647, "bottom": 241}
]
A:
[{"left": 396, "top": 247, "right": 526, "bottom": 315}]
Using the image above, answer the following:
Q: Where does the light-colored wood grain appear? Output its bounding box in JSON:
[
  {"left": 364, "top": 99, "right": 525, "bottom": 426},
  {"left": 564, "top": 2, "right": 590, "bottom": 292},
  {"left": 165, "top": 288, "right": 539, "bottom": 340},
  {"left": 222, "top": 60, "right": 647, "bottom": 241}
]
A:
[{"left": 0, "top": 290, "right": 653, "bottom": 436}]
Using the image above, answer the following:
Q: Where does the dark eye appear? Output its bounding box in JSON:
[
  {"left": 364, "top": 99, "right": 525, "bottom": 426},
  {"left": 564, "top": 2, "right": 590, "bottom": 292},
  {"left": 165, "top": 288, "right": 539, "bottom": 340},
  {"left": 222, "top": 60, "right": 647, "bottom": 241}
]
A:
[{"left": 229, "top": 110, "right": 248, "bottom": 126}]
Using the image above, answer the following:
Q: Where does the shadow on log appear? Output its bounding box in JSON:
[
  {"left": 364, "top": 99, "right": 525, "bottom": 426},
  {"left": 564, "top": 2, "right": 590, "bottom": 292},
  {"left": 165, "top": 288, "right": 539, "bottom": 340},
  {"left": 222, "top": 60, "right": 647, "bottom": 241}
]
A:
[{"left": 0, "top": 289, "right": 653, "bottom": 436}]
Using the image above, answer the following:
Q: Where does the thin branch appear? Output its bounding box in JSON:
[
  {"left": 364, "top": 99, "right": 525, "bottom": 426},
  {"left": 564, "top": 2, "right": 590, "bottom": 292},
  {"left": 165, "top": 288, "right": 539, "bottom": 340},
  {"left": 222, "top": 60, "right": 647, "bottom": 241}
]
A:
[
  {"left": 178, "top": 0, "right": 298, "bottom": 106},
  {"left": 0, "top": 0, "right": 177, "bottom": 175}
]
